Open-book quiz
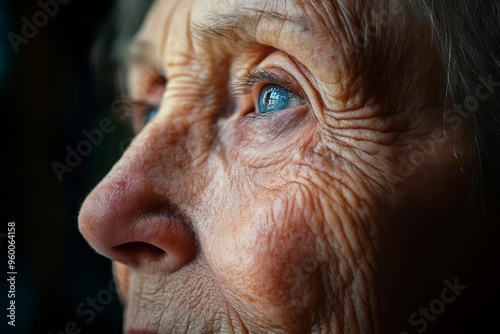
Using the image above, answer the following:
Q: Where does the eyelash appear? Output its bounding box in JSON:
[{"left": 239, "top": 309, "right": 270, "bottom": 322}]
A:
[
  {"left": 118, "top": 98, "right": 159, "bottom": 133},
  {"left": 123, "top": 99, "right": 151, "bottom": 118},
  {"left": 232, "top": 68, "right": 306, "bottom": 101}
]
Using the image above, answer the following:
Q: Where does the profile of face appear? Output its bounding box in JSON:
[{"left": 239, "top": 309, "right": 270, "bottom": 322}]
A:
[{"left": 78, "top": 0, "right": 485, "bottom": 332}]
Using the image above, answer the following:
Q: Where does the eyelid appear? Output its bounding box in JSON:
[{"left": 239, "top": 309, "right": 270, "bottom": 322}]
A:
[
  {"left": 127, "top": 77, "right": 167, "bottom": 132},
  {"left": 232, "top": 67, "right": 307, "bottom": 101},
  {"left": 125, "top": 97, "right": 159, "bottom": 118}
]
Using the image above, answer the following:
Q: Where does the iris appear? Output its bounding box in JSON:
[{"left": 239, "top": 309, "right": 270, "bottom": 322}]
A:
[
  {"left": 144, "top": 106, "right": 159, "bottom": 125},
  {"left": 258, "top": 85, "right": 298, "bottom": 114}
]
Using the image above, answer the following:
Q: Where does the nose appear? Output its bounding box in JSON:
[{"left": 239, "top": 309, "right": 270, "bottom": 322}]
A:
[{"left": 78, "top": 127, "right": 198, "bottom": 273}]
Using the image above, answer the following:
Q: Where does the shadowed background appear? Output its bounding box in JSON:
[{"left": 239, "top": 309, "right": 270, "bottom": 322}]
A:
[{"left": 2, "top": 0, "right": 129, "bottom": 333}]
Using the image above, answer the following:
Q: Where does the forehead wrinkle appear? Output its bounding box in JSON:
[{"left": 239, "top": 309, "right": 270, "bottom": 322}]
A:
[
  {"left": 192, "top": 6, "right": 301, "bottom": 44},
  {"left": 190, "top": 0, "right": 363, "bottom": 55},
  {"left": 129, "top": 0, "right": 182, "bottom": 75},
  {"left": 302, "top": 0, "right": 363, "bottom": 49}
]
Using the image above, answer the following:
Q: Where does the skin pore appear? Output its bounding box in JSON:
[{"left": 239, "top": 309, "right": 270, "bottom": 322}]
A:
[{"left": 79, "top": 0, "right": 479, "bottom": 333}]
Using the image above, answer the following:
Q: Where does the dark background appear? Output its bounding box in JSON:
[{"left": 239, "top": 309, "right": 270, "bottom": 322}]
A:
[{"left": 2, "top": 1, "right": 130, "bottom": 333}]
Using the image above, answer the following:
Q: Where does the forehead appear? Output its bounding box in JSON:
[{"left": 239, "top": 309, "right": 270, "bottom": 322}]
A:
[{"left": 132, "top": 0, "right": 354, "bottom": 71}]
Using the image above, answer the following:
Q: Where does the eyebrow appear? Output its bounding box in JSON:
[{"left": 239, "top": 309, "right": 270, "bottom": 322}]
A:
[
  {"left": 124, "top": 5, "right": 313, "bottom": 81},
  {"left": 124, "top": 9, "right": 292, "bottom": 69}
]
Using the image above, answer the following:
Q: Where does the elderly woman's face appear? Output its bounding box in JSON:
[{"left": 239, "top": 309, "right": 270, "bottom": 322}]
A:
[{"left": 79, "top": 0, "right": 474, "bottom": 332}]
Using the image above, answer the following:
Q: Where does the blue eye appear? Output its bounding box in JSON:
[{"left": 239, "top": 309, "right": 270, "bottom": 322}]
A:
[
  {"left": 257, "top": 85, "right": 301, "bottom": 114},
  {"left": 144, "top": 106, "right": 159, "bottom": 125}
]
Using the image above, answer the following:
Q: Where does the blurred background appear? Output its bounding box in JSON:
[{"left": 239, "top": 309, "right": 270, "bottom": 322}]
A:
[{"left": 1, "top": 0, "right": 136, "bottom": 333}]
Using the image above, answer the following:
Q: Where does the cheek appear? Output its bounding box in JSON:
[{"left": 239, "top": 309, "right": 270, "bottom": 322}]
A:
[{"left": 202, "top": 190, "right": 325, "bottom": 326}]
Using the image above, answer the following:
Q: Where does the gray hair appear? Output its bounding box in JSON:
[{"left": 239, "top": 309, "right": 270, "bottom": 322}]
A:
[{"left": 403, "top": 0, "right": 500, "bottom": 201}]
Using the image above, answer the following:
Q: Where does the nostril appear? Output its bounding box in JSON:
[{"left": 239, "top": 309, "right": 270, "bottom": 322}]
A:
[
  {"left": 79, "top": 177, "right": 198, "bottom": 272},
  {"left": 112, "top": 242, "right": 167, "bottom": 265}
]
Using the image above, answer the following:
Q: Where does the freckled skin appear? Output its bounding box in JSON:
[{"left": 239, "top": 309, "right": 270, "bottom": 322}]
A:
[{"left": 79, "top": 0, "right": 482, "bottom": 333}]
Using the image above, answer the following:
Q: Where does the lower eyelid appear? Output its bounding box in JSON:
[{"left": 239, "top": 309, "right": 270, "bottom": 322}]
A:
[
  {"left": 247, "top": 103, "right": 308, "bottom": 121},
  {"left": 234, "top": 104, "right": 311, "bottom": 145}
]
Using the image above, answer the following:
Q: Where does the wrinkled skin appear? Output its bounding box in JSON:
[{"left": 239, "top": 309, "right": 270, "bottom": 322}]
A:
[{"left": 79, "top": 0, "right": 481, "bottom": 333}]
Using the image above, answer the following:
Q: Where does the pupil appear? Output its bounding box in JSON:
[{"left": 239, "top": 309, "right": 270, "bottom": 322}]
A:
[
  {"left": 265, "top": 90, "right": 273, "bottom": 104},
  {"left": 259, "top": 85, "right": 291, "bottom": 114}
]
